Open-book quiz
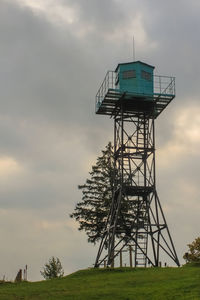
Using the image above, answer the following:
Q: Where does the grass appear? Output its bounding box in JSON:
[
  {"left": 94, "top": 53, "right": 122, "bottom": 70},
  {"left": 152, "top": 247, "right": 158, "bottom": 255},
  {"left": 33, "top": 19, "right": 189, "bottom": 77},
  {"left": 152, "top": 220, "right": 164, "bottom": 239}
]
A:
[{"left": 0, "top": 266, "right": 200, "bottom": 299}]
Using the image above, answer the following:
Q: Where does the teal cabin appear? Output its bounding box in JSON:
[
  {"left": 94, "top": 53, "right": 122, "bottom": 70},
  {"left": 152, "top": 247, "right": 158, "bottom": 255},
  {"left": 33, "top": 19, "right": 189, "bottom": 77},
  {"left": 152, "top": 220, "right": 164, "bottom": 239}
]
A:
[{"left": 115, "top": 61, "right": 155, "bottom": 96}]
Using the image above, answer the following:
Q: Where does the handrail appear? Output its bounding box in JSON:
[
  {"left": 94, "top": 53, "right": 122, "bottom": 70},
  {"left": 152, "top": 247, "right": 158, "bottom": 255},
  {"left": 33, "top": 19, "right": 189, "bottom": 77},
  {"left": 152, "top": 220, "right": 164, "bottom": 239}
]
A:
[
  {"left": 95, "top": 72, "right": 175, "bottom": 112},
  {"left": 154, "top": 75, "right": 175, "bottom": 96}
]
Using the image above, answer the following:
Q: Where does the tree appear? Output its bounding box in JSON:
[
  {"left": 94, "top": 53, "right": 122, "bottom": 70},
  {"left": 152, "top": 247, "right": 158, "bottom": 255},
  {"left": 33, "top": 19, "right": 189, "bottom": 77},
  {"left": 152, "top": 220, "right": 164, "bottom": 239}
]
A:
[
  {"left": 70, "top": 142, "right": 138, "bottom": 246},
  {"left": 40, "top": 257, "right": 64, "bottom": 279},
  {"left": 183, "top": 237, "right": 200, "bottom": 263},
  {"left": 70, "top": 142, "right": 115, "bottom": 244}
]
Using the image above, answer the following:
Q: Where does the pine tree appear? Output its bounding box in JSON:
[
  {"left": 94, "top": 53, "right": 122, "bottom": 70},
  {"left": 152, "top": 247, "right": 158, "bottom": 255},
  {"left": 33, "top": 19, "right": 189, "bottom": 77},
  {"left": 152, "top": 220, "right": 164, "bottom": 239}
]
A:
[
  {"left": 71, "top": 142, "right": 140, "bottom": 246},
  {"left": 70, "top": 142, "right": 115, "bottom": 244}
]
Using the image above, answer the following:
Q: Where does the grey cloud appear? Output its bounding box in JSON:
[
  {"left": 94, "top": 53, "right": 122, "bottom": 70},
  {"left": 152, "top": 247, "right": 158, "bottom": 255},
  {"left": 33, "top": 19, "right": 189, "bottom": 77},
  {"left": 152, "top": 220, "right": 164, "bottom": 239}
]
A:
[{"left": 0, "top": 0, "right": 200, "bottom": 280}]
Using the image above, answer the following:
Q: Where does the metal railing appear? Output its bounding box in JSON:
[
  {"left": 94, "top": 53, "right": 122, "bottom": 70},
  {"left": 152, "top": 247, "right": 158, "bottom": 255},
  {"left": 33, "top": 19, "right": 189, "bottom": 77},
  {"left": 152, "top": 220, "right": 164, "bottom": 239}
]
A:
[
  {"left": 154, "top": 75, "right": 175, "bottom": 96},
  {"left": 96, "top": 71, "right": 175, "bottom": 111},
  {"left": 96, "top": 71, "right": 116, "bottom": 111}
]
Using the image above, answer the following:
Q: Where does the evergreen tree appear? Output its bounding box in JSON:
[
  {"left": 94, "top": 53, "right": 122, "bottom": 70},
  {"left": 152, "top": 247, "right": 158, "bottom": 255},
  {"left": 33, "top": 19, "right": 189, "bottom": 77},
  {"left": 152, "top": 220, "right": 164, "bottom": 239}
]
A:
[
  {"left": 70, "top": 142, "right": 115, "bottom": 244},
  {"left": 71, "top": 142, "right": 140, "bottom": 246}
]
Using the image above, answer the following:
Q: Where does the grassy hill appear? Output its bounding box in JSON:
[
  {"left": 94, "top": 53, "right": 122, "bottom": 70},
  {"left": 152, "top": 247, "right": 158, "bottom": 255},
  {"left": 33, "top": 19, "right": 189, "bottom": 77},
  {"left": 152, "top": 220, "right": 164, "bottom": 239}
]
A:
[{"left": 0, "top": 266, "right": 200, "bottom": 299}]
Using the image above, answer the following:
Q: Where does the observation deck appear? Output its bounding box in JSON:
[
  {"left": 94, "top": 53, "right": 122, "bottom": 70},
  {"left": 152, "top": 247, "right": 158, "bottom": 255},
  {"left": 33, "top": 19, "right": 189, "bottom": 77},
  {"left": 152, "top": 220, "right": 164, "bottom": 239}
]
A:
[{"left": 95, "top": 68, "right": 175, "bottom": 118}]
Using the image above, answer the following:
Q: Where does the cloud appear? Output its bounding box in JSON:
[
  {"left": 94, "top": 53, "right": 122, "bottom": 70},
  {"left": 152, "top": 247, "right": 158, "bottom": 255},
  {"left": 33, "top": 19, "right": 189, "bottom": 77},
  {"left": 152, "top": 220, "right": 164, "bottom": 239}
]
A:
[
  {"left": 7, "top": 0, "right": 79, "bottom": 25},
  {"left": 0, "top": 156, "right": 22, "bottom": 176},
  {"left": 157, "top": 104, "right": 200, "bottom": 169},
  {"left": 0, "top": 0, "right": 200, "bottom": 280},
  {"left": 0, "top": 207, "right": 96, "bottom": 281}
]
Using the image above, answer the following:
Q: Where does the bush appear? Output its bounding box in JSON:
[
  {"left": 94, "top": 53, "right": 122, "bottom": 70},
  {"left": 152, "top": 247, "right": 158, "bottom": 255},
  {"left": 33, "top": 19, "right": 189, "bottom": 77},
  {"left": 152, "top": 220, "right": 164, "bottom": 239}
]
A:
[
  {"left": 40, "top": 256, "right": 64, "bottom": 280},
  {"left": 183, "top": 237, "right": 200, "bottom": 263}
]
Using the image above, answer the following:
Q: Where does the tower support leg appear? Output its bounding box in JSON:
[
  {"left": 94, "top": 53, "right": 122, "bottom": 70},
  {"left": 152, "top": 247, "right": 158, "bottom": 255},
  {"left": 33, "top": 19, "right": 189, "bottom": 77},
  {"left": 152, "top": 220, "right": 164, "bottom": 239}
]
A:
[{"left": 95, "top": 108, "right": 180, "bottom": 268}]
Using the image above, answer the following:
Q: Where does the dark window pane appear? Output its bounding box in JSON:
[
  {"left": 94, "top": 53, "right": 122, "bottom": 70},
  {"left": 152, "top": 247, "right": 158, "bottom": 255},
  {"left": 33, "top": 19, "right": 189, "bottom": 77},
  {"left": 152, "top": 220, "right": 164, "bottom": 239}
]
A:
[
  {"left": 141, "top": 70, "right": 151, "bottom": 81},
  {"left": 122, "top": 70, "right": 136, "bottom": 79}
]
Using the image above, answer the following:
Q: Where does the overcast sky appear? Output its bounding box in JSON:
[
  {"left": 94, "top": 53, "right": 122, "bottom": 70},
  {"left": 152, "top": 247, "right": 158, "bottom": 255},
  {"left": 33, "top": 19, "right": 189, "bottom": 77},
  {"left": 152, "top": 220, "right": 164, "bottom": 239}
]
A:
[{"left": 0, "top": 0, "right": 200, "bottom": 281}]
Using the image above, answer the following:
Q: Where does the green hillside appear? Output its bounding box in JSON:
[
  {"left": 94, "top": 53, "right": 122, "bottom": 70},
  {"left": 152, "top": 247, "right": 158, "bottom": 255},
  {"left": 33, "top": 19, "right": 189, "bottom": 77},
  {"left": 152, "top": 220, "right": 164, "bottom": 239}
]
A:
[{"left": 0, "top": 266, "right": 200, "bottom": 300}]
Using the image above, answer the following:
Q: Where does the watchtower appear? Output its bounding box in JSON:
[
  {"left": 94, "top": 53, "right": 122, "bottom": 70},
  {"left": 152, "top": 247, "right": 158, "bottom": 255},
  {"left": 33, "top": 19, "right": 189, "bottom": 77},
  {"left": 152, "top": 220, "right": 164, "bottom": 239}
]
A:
[{"left": 94, "top": 60, "right": 180, "bottom": 268}]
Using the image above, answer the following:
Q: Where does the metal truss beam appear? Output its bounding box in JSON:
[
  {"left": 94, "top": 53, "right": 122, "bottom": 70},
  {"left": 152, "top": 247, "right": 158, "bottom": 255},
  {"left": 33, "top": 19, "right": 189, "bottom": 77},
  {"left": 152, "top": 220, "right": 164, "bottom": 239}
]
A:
[{"left": 95, "top": 104, "right": 180, "bottom": 268}]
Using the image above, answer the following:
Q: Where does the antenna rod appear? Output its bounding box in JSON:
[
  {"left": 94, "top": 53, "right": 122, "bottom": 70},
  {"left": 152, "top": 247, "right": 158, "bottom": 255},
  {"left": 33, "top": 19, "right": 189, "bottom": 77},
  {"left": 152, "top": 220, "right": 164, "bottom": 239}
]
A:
[{"left": 133, "top": 35, "right": 135, "bottom": 61}]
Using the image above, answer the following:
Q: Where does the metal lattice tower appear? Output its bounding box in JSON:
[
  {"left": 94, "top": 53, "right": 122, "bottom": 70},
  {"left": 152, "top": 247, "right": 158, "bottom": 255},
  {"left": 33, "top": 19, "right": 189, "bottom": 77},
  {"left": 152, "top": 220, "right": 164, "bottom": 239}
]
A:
[{"left": 94, "top": 61, "right": 180, "bottom": 268}]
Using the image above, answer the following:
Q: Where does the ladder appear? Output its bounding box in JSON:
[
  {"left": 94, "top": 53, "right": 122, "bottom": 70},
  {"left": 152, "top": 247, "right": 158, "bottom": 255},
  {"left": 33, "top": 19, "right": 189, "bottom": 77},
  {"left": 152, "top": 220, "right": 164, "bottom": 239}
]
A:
[
  {"left": 134, "top": 232, "right": 148, "bottom": 267},
  {"left": 136, "top": 118, "right": 149, "bottom": 148}
]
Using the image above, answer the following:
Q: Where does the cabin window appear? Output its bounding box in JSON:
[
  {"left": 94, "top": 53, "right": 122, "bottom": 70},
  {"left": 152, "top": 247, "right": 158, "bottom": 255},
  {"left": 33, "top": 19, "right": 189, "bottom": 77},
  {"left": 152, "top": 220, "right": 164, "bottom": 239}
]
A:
[
  {"left": 122, "top": 70, "right": 136, "bottom": 79},
  {"left": 141, "top": 70, "right": 151, "bottom": 81}
]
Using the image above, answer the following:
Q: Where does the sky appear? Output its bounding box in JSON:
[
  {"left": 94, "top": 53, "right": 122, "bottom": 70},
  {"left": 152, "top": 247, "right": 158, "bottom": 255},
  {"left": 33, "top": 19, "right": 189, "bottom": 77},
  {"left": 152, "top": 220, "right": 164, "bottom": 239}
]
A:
[{"left": 0, "top": 0, "right": 200, "bottom": 281}]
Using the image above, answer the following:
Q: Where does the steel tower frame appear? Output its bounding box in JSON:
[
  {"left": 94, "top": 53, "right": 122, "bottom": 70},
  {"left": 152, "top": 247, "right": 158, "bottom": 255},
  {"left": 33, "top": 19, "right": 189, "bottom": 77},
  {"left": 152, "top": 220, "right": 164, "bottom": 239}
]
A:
[{"left": 94, "top": 70, "right": 180, "bottom": 268}]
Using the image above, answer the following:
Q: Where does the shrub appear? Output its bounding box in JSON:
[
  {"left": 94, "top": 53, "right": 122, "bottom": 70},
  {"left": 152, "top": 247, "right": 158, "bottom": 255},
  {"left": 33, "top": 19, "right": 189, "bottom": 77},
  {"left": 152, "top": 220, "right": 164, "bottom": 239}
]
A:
[{"left": 40, "top": 256, "right": 64, "bottom": 280}]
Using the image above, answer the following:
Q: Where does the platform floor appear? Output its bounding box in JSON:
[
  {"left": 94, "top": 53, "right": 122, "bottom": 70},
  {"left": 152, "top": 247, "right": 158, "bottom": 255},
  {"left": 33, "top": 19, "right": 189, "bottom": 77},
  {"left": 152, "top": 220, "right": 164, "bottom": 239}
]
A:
[{"left": 95, "top": 89, "right": 175, "bottom": 118}]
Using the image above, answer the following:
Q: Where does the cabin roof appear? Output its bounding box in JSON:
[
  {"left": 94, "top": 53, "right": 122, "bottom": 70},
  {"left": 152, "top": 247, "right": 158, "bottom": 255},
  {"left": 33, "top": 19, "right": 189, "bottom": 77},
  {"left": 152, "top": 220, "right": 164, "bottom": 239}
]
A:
[{"left": 115, "top": 61, "right": 155, "bottom": 72}]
